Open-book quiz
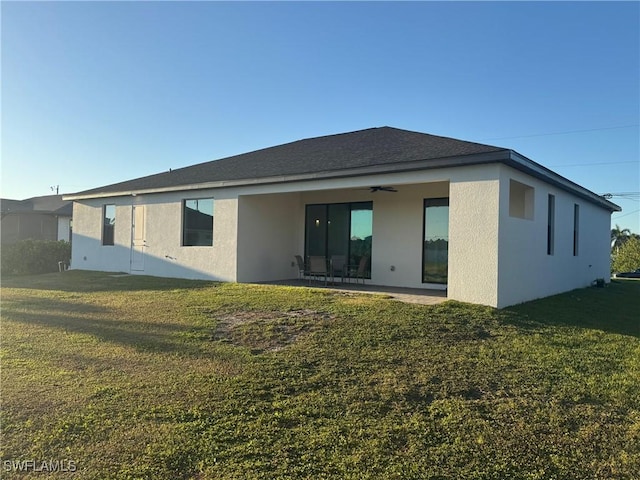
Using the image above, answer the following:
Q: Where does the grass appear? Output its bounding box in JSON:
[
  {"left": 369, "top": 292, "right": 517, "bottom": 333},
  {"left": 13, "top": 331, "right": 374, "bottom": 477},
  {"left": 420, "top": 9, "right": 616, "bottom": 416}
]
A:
[{"left": 1, "top": 271, "right": 639, "bottom": 479}]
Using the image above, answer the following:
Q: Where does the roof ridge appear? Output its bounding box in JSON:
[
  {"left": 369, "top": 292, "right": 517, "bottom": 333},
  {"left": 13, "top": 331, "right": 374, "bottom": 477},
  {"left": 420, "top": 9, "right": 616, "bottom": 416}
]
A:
[{"left": 65, "top": 127, "right": 508, "bottom": 199}]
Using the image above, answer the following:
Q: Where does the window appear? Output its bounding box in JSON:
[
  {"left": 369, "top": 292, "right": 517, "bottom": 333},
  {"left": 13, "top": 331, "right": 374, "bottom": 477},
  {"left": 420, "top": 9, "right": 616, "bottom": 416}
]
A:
[
  {"left": 509, "top": 179, "right": 534, "bottom": 220},
  {"left": 547, "top": 194, "right": 555, "bottom": 255},
  {"left": 183, "top": 198, "right": 214, "bottom": 246},
  {"left": 102, "top": 205, "right": 115, "bottom": 246},
  {"left": 423, "top": 198, "right": 449, "bottom": 284},
  {"left": 573, "top": 204, "right": 580, "bottom": 256},
  {"left": 304, "top": 202, "right": 372, "bottom": 277}
]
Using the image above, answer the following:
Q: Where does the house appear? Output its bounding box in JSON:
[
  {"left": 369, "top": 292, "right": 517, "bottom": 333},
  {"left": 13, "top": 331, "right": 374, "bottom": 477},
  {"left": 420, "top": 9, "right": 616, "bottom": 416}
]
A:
[
  {"left": 63, "top": 127, "right": 620, "bottom": 308},
  {"left": 1, "top": 195, "right": 73, "bottom": 244}
]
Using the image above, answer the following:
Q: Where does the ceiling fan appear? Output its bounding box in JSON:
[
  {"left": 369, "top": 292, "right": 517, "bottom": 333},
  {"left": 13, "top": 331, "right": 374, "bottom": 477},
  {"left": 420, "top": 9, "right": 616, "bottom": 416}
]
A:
[{"left": 369, "top": 185, "right": 398, "bottom": 193}]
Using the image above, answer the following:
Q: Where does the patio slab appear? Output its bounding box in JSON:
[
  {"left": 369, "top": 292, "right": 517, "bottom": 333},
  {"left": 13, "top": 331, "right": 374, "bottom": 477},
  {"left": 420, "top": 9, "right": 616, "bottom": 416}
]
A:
[{"left": 261, "top": 279, "right": 447, "bottom": 305}]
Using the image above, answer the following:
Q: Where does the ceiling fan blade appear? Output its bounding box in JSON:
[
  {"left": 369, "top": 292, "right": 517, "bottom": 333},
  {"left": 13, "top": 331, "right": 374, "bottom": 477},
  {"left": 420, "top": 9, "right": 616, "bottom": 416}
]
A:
[{"left": 370, "top": 186, "right": 397, "bottom": 192}]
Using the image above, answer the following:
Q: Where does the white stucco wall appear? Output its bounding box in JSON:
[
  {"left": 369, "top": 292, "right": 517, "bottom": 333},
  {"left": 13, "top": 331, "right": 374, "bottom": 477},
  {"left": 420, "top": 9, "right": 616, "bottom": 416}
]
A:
[
  {"left": 71, "top": 200, "right": 134, "bottom": 273},
  {"left": 447, "top": 165, "right": 501, "bottom": 307},
  {"left": 69, "top": 163, "right": 613, "bottom": 308},
  {"left": 236, "top": 192, "right": 303, "bottom": 282},
  {"left": 138, "top": 191, "right": 238, "bottom": 281},
  {"left": 57, "top": 216, "right": 72, "bottom": 242},
  {"left": 369, "top": 183, "right": 449, "bottom": 289},
  {"left": 496, "top": 165, "right": 612, "bottom": 307},
  {"left": 71, "top": 190, "right": 239, "bottom": 281},
  {"left": 300, "top": 181, "right": 449, "bottom": 289}
]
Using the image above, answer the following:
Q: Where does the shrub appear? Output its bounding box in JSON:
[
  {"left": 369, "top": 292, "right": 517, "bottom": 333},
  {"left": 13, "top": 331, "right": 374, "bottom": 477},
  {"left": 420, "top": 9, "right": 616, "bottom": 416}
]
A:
[
  {"left": 1, "top": 239, "right": 71, "bottom": 276},
  {"left": 612, "top": 236, "right": 640, "bottom": 273}
]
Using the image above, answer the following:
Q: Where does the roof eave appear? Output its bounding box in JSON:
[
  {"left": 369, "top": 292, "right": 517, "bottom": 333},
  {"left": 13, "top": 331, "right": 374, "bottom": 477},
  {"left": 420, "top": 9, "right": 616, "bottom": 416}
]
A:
[
  {"left": 505, "top": 151, "right": 621, "bottom": 212},
  {"left": 63, "top": 150, "right": 511, "bottom": 200},
  {"left": 63, "top": 149, "right": 622, "bottom": 213}
]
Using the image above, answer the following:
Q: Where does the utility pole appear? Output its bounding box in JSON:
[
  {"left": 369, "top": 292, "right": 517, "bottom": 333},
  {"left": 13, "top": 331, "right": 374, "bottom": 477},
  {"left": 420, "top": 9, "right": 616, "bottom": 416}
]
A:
[{"left": 51, "top": 185, "right": 59, "bottom": 195}]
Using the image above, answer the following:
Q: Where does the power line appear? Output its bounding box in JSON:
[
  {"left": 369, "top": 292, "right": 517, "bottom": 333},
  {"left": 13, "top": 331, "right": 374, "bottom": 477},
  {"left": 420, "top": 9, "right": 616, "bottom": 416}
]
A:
[
  {"left": 549, "top": 160, "right": 639, "bottom": 168},
  {"left": 481, "top": 124, "right": 639, "bottom": 141},
  {"left": 612, "top": 208, "right": 640, "bottom": 220},
  {"left": 601, "top": 192, "right": 640, "bottom": 200}
]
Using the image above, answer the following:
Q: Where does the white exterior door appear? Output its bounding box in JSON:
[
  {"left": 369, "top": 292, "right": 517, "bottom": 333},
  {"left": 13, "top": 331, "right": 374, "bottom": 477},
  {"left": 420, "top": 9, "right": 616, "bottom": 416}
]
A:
[{"left": 130, "top": 205, "right": 146, "bottom": 271}]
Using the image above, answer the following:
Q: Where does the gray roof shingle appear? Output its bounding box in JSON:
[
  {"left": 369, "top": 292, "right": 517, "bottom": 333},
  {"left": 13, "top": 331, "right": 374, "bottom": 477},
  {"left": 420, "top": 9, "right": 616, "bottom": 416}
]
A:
[
  {"left": 69, "top": 127, "right": 506, "bottom": 197},
  {"left": 1, "top": 195, "right": 72, "bottom": 216},
  {"left": 63, "top": 126, "right": 620, "bottom": 212}
]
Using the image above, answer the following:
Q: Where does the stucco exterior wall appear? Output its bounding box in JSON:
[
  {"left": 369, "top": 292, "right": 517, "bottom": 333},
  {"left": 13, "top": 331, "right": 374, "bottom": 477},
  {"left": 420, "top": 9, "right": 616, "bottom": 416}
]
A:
[
  {"left": 57, "top": 216, "right": 72, "bottom": 242},
  {"left": 496, "top": 165, "right": 612, "bottom": 307},
  {"left": 71, "top": 190, "right": 239, "bottom": 281},
  {"left": 69, "top": 163, "right": 613, "bottom": 308},
  {"left": 71, "top": 200, "right": 133, "bottom": 273},
  {"left": 447, "top": 165, "right": 501, "bottom": 307},
  {"left": 236, "top": 193, "right": 303, "bottom": 282},
  {"left": 300, "top": 182, "right": 449, "bottom": 289},
  {"left": 138, "top": 191, "right": 238, "bottom": 281}
]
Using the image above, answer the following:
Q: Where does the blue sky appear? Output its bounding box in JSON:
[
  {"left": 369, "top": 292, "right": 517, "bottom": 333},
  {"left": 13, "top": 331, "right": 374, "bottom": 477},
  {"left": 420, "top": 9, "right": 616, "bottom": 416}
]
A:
[{"left": 2, "top": 1, "right": 639, "bottom": 233}]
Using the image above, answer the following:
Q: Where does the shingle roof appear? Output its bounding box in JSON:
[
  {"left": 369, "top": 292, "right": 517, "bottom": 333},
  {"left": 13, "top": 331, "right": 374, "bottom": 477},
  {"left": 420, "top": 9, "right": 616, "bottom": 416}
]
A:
[
  {"left": 1, "top": 195, "right": 72, "bottom": 216},
  {"left": 0, "top": 199, "right": 24, "bottom": 213},
  {"left": 63, "top": 126, "right": 620, "bottom": 212},
  {"left": 68, "top": 127, "right": 507, "bottom": 197}
]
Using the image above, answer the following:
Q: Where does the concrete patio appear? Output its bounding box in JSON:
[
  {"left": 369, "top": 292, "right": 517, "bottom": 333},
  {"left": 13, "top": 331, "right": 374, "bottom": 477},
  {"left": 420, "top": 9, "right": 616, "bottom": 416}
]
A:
[{"left": 261, "top": 279, "right": 448, "bottom": 305}]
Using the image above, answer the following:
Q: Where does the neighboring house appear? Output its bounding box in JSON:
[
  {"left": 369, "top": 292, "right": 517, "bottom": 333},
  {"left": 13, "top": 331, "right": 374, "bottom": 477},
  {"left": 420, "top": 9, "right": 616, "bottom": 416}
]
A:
[
  {"left": 1, "top": 195, "right": 73, "bottom": 244},
  {"left": 64, "top": 127, "right": 620, "bottom": 308}
]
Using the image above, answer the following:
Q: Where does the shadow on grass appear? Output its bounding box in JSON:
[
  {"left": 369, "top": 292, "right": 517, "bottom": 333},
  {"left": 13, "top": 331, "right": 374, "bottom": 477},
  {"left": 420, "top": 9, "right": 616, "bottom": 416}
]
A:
[
  {"left": 504, "top": 280, "right": 640, "bottom": 338},
  {"left": 1, "top": 270, "right": 216, "bottom": 293},
  {"left": 2, "top": 297, "right": 210, "bottom": 355}
]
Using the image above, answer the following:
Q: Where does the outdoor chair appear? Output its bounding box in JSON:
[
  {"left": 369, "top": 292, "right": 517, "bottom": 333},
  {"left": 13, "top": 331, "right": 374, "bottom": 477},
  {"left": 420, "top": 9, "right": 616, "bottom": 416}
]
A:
[
  {"left": 294, "top": 255, "right": 307, "bottom": 280},
  {"left": 347, "top": 255, "right": 369, "bottom": 284},
  {"left": 330, "top": 255, "right": 347, "bottom": 283},
  {"left": 308, "top": 256, "right": 328, "bottom": 286}
]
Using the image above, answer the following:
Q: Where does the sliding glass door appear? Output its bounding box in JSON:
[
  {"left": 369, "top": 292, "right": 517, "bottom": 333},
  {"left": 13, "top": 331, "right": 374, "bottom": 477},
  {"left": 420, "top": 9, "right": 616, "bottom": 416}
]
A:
[
  {"left": 423, "top": 198, "right": 449, "bottom": 284},
  {"left": 305, "top": 205, "right": 327, "bottom": 258},
  {"left": 328, "top": 204, "right": 350, "bottom": 259},
  {"left": 305, "top": 202, "right": 372, "bottom": 276}
]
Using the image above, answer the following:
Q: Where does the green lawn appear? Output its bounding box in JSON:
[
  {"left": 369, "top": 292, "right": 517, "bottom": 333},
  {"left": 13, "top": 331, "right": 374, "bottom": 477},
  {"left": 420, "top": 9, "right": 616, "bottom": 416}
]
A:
[{"left": 1, "top": 272, "right": 639, "bottom": 479}]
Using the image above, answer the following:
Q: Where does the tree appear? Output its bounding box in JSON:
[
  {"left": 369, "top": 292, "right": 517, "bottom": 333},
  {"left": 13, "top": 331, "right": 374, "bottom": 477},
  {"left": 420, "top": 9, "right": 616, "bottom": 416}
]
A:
[
  {"left": 611, "top": 224, "right": 631, "bottom": 252},
  {"left": 612, "top": 236, "right": 640, "bottom": 273}
]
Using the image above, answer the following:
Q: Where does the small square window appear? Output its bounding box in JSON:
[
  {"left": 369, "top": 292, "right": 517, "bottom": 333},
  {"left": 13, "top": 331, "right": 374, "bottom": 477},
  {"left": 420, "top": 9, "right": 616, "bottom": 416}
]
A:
[
  {"left": 509, "top": 179, "right": 534, "bottom": 220},
  {"left": 183, "top": 198, "right": 214, "bottom": 246}
]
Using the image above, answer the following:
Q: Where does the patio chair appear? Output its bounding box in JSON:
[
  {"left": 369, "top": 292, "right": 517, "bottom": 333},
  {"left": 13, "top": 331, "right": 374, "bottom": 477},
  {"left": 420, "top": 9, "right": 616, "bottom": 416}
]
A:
[
  {"left": 308, "top": 256, "right": 328, "bottom": 286},
  {"left": 294, "top": 255, "right": 307, "bottom": 280},
  {"left": 347, "top": 255, "right": 370, "bottom": 284},
  {"left": 330, "top": 255, "right": 347, "bottom": 283}
]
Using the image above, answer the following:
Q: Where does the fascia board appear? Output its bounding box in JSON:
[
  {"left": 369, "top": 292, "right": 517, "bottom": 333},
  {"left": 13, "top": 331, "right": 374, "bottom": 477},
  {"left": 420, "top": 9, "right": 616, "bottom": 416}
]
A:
[
  {"left": 504, "top": 151, "right": 621, "bottom": 212},
  {"left": 65, "top": 148, "right": 619, "bottom": 213}
]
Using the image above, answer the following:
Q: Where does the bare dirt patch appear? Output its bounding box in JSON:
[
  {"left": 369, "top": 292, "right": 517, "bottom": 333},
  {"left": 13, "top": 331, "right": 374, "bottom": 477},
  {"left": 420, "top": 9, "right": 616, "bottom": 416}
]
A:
[{"left": 211, "top": 309, "right": 334, "bottom": 353}]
